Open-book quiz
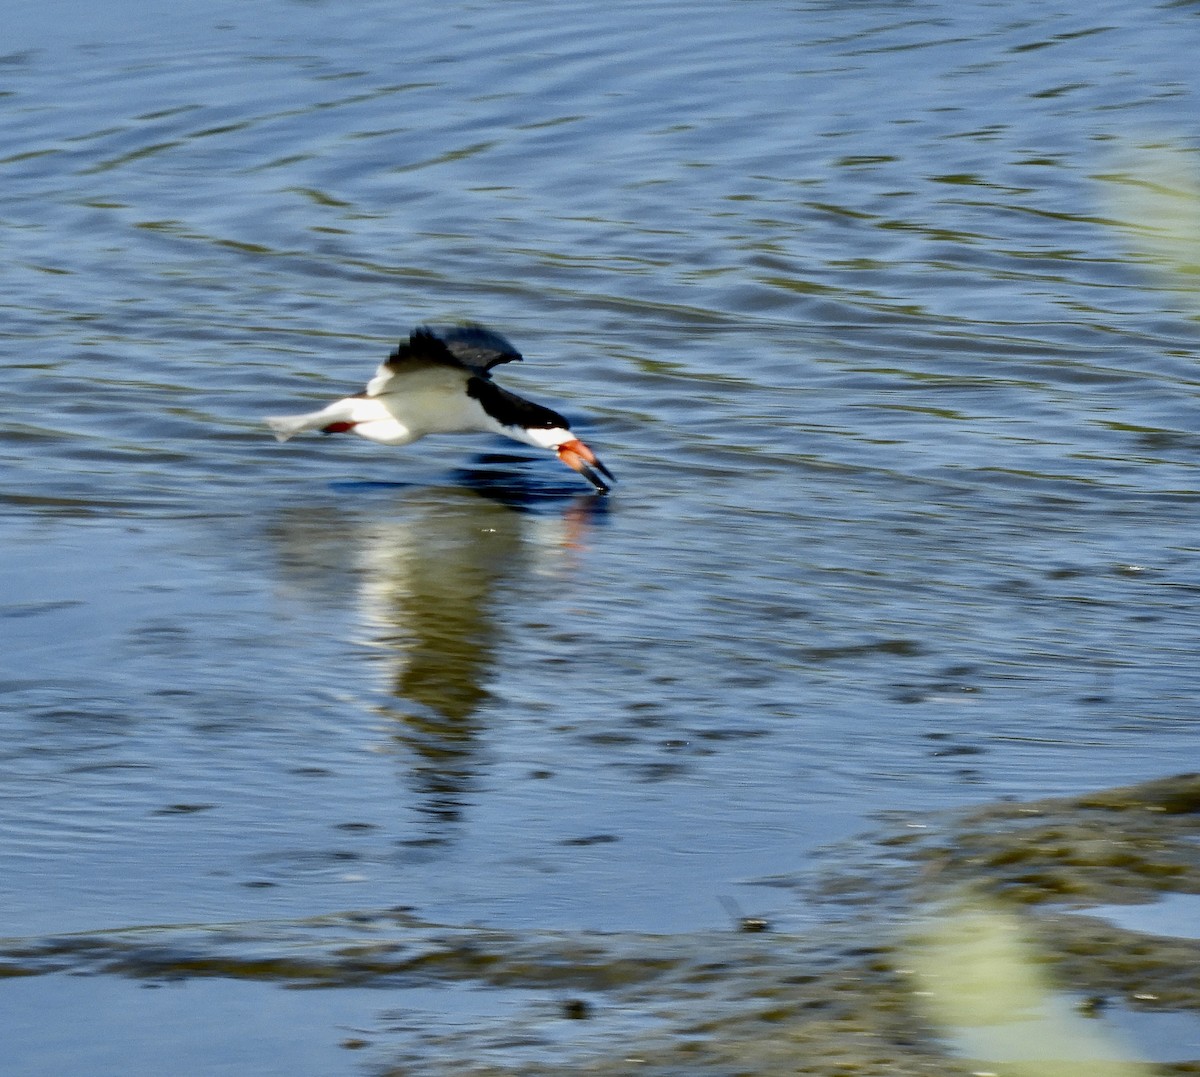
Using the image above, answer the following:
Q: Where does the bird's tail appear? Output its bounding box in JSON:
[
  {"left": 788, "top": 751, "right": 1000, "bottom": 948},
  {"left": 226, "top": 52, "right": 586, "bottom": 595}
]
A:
[
  {"left": 264, "top": 398, "right": 352, "bottom": 441},
  {"left": 265, "top": 412, "right": 317, "bottom": 442}
]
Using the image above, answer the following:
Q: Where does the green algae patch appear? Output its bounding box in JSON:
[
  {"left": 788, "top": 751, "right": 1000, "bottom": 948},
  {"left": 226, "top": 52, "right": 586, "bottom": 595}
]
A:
[{"left": 910, "top": 773, "right": 1200, "bottom": 908}]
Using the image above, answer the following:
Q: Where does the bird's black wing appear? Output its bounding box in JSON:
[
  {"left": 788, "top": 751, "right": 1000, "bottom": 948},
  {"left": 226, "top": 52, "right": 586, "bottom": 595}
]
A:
[
  {"left": 432, "top": 324, "right": 523, "bottom": 375},
  {"left": 392, "top": 324, "right": 522, "bottom": 375},
  {"left": 365, "top": 324, "right": 523, "bottom": 396}
]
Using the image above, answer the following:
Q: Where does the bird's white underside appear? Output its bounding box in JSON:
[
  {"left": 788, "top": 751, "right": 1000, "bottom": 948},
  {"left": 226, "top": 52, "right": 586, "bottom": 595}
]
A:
[{"left": 266, "top": 365, "right": 576, "bottom": 451}]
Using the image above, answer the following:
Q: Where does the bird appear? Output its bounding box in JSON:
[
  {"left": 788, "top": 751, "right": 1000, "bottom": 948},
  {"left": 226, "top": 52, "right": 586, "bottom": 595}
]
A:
[{"left": 266, "top": 324, "right": 616, "bottom": 493}]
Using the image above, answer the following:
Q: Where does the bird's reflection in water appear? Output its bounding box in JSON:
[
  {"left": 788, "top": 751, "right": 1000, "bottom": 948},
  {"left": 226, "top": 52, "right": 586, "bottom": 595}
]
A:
[{"left": 269, "top": 453, "right": 608, "bottom": 837}]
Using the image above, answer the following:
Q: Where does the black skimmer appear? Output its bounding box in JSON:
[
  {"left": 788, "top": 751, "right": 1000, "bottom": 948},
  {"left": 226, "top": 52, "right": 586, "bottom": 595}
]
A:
[{"left": 266, "top": 324, "right": 616, "bottom": 493}]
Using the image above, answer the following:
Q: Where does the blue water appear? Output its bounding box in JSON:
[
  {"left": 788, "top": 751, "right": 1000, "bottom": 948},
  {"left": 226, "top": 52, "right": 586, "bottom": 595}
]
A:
[{"left": 3, "top": 0, "right": 1200, "bottom": 1071}]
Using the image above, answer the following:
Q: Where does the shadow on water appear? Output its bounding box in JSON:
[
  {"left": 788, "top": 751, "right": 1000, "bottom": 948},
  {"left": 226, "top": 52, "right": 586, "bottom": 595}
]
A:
[
  {"left": 327, "top": 450, "right": 615, "bottom": 513},
  {"left": 268, "top": 467, "right": 607, "bottom": 836},
  {"left": 450, "top": 450, "right": 616, "bottom": 516}
]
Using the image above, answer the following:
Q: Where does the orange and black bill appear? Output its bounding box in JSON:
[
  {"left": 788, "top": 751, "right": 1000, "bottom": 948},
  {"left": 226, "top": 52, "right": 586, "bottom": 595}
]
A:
[{"left": 557, "top": 439, "right": 616, "bottom": 494}]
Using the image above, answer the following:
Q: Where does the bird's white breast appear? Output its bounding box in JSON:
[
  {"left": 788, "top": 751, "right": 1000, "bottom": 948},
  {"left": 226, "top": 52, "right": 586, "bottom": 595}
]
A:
[{"left": 353, "top": 366, "right": 491, "bottom": 445}]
